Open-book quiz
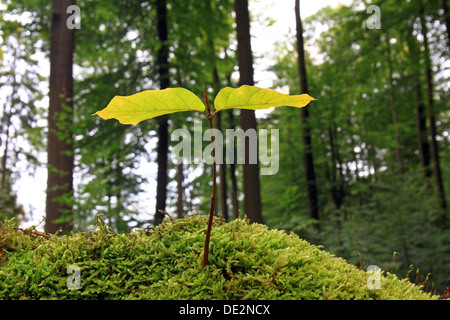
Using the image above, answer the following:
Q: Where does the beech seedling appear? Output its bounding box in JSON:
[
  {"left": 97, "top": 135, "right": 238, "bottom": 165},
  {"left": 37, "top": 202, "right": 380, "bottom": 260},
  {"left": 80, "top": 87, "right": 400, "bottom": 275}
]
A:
[{"left": 94, "top": 85, "right": 315, "bottom": 267}]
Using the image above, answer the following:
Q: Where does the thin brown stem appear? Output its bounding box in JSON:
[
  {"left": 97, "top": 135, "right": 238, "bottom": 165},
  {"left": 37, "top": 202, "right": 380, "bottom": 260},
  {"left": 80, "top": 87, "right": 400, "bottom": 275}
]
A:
[{"left": 202, "top": 89, "right": 217, "bottom": 268}]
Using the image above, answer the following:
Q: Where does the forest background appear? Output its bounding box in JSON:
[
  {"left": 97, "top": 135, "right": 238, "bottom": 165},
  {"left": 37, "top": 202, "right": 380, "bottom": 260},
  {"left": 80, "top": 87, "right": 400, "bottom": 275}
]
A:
[{"left": 0, "top": 0, "right": 449, "bottom": 294}]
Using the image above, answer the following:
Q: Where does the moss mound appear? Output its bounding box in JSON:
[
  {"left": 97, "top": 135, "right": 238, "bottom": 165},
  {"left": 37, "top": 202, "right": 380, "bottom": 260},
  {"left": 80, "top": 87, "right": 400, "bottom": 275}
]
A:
[{"left": 0, "top": 215, "right": 439, "bottom": 300}]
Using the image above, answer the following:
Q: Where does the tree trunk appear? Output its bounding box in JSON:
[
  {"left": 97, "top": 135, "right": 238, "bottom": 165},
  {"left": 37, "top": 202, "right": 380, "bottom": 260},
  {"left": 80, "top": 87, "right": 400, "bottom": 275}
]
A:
[
  {"left": 327, "top": 91, "right": 345, "bottom": 207},
  {"left": 215, "top": 110, "right": 229, "bottom": 220},
  {"left": 420, "top": 9, "right": 447, "bottom": 213},
  {"left": 367, "top": 143, "right": 378, "bottom": 183},
  {"left": 386, "top": 34, "right": 403, "bottom": 175},
  {"left": 295, "top": 0, "right": 319, "bottom": 221},
  {"left": 154, "top": 0, "right": 170, "bottom": 225},
  {"left": 406, "top": 27, "right": 431, "bottom": 179},
  {"left": 45, "top": 0, "right": 75, "bottom": 234},
  {"left": 234, "top": 0, "right": 263, "bottom": 224},
  {"left": 442, "top": 0, "right": 450, "bottom": 49},
  {"left": 414, "top": 79, "right": 432, "bottom": 178},
  {"left": 223, "top": 49, "right": 240, "bottom": 220},
  {"left": 176, "top": 163, "right": 184, "bottom": 219},
  {"left": 0, "top": 126, "right": 10, "bottom": 193},
  {"left": 347, "top": 117, "right": 360, "bottom": 181},
  {"left": 206, "top": 3, "right": 229, "bottom": 220},
  {"left": 228, "top": 110, "right": 240, "bottom": 220},
  {"left": 0, "top": 42, "right": 19, "bottom": 193},
  {"left": 328, "top": 123, "right": 344, "bottom": 210}
]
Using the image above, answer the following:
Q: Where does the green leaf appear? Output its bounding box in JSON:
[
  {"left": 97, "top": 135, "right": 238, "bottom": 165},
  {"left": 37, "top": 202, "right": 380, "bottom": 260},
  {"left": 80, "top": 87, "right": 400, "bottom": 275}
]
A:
[
  {"left": 94, "top": 88, "right": 206, "bottom": 125},
  {"left": 214, "top": 85, "right": 315, "bottom": 112}
]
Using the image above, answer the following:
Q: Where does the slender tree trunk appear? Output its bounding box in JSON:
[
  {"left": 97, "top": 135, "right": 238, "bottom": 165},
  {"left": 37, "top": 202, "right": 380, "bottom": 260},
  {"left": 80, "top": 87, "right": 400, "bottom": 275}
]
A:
[
  {"left": 386, "top": 34, "right": 403, "bottom": 175},
  {"left": 215, "top": 110, "right": 229, "bottom": 220},
  {"left": 0, "top": 95, "right": 14, "bottom": 194},
  {"left": 295, "top": 0, "right": 319, "bottom": 221},
  {"left": 45, "top": 0, "right": 75, "bottom": 233},
  {"left": 442, "top": 0, "right": 450, "bottom": 49},
  {"left": 154, "top": 0, "right": 170, "bottom": 225},
  {"left": 176, "top": 163, "right": 184, "bottom": 219},
  {"left": 328, "top": 91, "right": 345, "bottom": 207},
  {"left": 0, "top": 42, "right": 19, "bottom": 193},
  {"left": 367, "top": 143, "right": 378, "bottom": 183},
  {"left": 406, "top": 27, "right": 431, "bottom": 178},
  {"left": 206, "top": 2, "right": 229, "bottom": 220},
  {"left": 0, "top": 127, "right": 10, "bottom": 192},
  {"left": 420, "top": 9, "right": 448, "bottom": 212},
  {"left": 414, "top": 80, "right": 432, "bottom": 178},
  {"left": 228, "top": 110, "right": 240, "bottom": 220},
  {"left": 328, "top": 124, "right": 344, "bottom": 209},
  {"left": 223, "top": 48, "right": 240, "bottom": 220},
  {"left": 234, "top": 0, "right": 263, "bottom": 223},
  {"left": 347, "top": 119, "right": 360, "bottom": 181}
]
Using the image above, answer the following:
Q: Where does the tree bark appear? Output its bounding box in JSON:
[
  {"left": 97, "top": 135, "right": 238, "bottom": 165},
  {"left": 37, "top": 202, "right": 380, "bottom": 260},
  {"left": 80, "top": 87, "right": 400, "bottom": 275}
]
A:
[
  {"left": 234, "top": 0, "right": 263, "bottom": 223},
  {"left": 420, "top": 8, "right": 448, "bottom": 212},
  {"left": 154, "top": 0, "right": 170, "bottom": 225},
  {"left": 295, "top": 0, "right": 319, "bottom": 221},
  {"left": 45, "top": 0, "right": 75, "bottom": 233}
]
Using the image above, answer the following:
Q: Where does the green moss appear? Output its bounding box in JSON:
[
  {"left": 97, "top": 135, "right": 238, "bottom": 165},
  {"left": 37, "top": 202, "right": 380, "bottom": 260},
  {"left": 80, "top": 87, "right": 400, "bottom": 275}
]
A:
[{"left": 0, "top": 215, "right": 440, "bottom": 300}]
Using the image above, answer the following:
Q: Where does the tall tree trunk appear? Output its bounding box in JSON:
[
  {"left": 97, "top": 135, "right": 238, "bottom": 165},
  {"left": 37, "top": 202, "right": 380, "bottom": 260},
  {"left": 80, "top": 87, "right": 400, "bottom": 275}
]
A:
[
  {"left": 347, "top": 118, "right": 360, "bottom": 181},
  {"left": 0, "top": 42, "right": 19, "bottom": 193},
  {"left": 154, "top": 0, "right": 170, "bottom": 225},
  {"left": 223, "top": 48, "right": 240, "bottom": 220},
  {"left": 234, "top": 0, "right": 263, "bottom": 223},
  {"left": 328, "top": 91, "right": 345, "bottom": 207},
  {"left": 212, "top": 67, "right": 229, "bottom": 220},
  {"left": 442, "top": 0, "right": 450, "bottom": 49},
  {"left": 176, "top": 163, "right": 184, "bottom": 219},
  {"left": 45, "top": 0, "right": 75, "bottom": 233},
  {"left": 215, "top": 110, "right": 229, "bottom": 220},
  {"left": 295, "top": 0, "right": 319, "bottom": 221},
  {"left": 367, "top": 143, "right": 378, "bottom": 183},
  {"left": 406, "top": 27, "right": 431, "bottom": 178},
  {"left": 0, "top": 126, "right": 10, "bottom": 193},
  {"left": 420, "top": 8, "right": 448, "bottom": 213},
  {"left": 386, "top": 34, "right": 403, "bottom": 175},
  {"left": 228, "top": 110, "right": 240, "bottom": 220},
  {"left": 328, "top": 123, "right": 344, "bottom": 210},
  {"left": 414, "top": 79, "right": 432, "bottom": 178},
  {"left": 212, "top": 75, "right": 229, "bottom": 221},
  {"left": 205, "top": 0, "right": 229, "bottom": 220}
]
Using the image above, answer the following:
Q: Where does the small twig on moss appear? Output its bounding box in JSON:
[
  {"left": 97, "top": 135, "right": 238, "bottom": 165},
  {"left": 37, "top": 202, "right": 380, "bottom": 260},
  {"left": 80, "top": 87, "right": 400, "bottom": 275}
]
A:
[
  {"left": 158, "top": 210, "right": 173, "bottom": 221},
  {"left": 12, "top": 227, "right": 50, "bottom": 239}
]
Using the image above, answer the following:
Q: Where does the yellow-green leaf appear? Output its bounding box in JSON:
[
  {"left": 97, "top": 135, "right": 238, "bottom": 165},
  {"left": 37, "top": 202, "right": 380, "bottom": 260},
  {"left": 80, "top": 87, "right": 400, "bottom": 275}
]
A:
[
  {"left": 214, "top": 85, "right": 315, "bottom": 112},
  {"left": 94, "top": 88, "right": 205, "bottom": 125}
]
